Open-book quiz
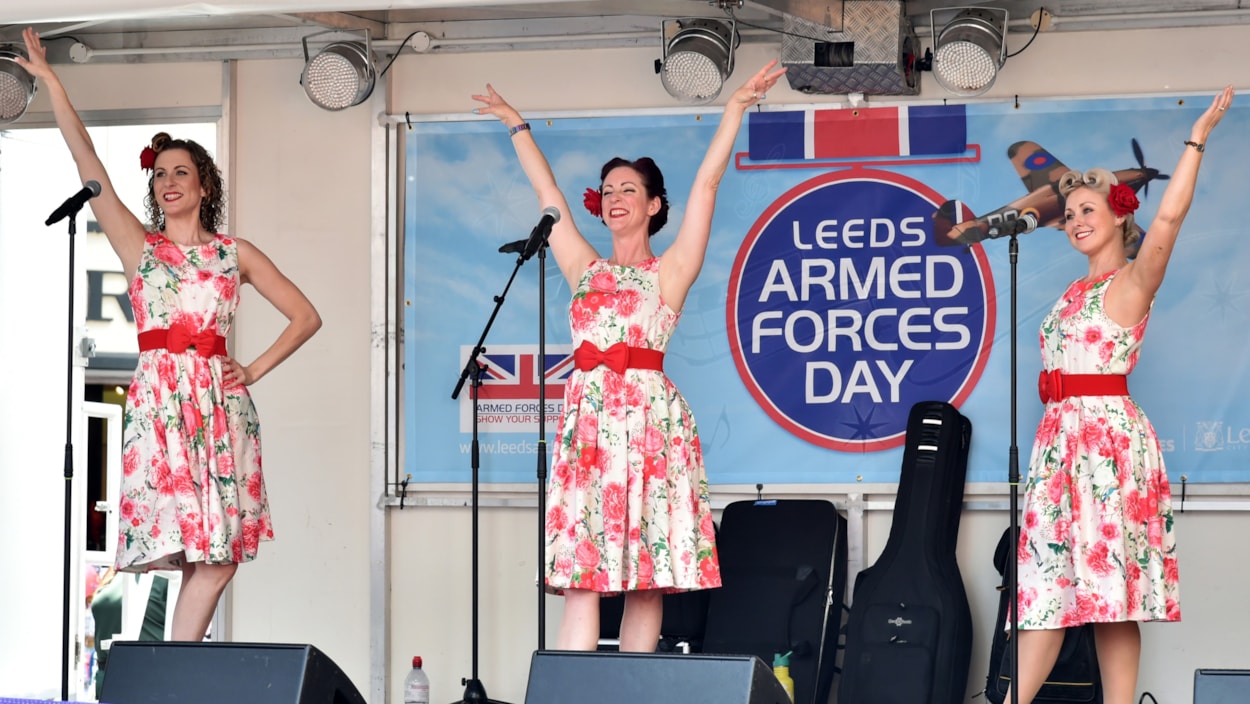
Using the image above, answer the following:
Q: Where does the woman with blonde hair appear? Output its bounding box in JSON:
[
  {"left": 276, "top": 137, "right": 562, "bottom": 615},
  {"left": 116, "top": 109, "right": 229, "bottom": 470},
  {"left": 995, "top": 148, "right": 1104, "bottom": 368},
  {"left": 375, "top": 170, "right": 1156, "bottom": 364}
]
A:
[{"left": 1010, "top": 85, "right": 1233, "bottom": 704}]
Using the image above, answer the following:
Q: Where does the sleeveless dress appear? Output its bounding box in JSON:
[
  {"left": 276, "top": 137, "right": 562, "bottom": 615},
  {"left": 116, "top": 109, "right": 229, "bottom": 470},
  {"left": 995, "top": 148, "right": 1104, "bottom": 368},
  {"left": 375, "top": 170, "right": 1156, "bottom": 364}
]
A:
[
  {"left": 544, "top": 257, "right": 721, "bottom": 594},
  {"left": 1016, "top": 270, "right": 1180, "bottom": 628},
  {"left": 116, "top": 233, "right": 271, "bottom": 572}
]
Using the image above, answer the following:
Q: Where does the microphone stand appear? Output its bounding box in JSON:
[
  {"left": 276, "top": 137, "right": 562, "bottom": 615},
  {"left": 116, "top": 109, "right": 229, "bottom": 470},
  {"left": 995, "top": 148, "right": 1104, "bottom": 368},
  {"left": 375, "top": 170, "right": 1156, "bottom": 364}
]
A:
[
  {"left": 53, "top": 204, "right": 86, "bottom": 701},
  {"left": 963, "top": 215, "right": 1033, "bottom": 704},
  {"left": 495, "top": 227, "right": 555, "bottom": 652},
  {"left": 449, "top": 261, "right": 520, "bottom": 704},
  {"left": 534, "top": 241, "right": 549, "bottom": 651},
  {"left": 973, "top": 216, "right": 1032, "bottom": 704},
  {"left": 1007, "top": 233, "right": 1021, "bottom": 704}
]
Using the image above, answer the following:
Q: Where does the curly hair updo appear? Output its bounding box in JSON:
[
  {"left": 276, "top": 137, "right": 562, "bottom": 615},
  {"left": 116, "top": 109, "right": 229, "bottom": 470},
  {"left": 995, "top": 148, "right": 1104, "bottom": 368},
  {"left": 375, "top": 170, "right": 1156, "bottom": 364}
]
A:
[
  {"left": 1057, "top": 167, "right": 1139, "bottom": 252},
  {"left": 143, "top": 132, "right": 226, "bottom": 234},
  {"left": 598, "top": 156, "right": 669, "bottom": 236}
]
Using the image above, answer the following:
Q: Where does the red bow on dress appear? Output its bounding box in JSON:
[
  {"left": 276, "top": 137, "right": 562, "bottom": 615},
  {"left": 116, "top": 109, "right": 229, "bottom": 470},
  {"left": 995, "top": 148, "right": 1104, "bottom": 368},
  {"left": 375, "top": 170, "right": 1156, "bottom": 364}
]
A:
[
  {"left": 574, "top": 341, "right": 629, "bottom": 374},
  {"left": 167, "top": 324, "right": 221, "bottom": 358},
  {"left": 1038, "top": 369, "right": 1063, "bottom": 404}
]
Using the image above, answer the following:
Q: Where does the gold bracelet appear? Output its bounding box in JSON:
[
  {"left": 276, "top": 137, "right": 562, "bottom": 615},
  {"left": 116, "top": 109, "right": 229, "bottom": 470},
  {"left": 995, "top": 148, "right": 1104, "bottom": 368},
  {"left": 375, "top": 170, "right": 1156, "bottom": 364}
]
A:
[{"left": 1184, "top": 140, "right": 1205, "bottom": 152}]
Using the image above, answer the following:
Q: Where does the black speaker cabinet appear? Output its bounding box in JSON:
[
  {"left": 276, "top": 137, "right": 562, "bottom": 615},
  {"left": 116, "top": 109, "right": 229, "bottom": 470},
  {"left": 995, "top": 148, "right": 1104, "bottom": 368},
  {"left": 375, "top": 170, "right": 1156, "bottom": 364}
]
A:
[
  {"left": 1195, "top": 669, "right": 1250, "bottom": 703},
  {"left": 98, "top": 641, "right": 365, "bottom": 704},
  {"left": 524, "top": 650, "right": 790, "bottom": 704}
]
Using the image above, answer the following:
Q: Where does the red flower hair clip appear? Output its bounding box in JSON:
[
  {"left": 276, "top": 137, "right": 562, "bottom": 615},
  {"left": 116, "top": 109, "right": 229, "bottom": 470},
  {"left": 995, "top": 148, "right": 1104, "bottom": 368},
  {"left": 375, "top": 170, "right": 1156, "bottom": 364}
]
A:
[
  {"left": 583, "top": 187, "right": 602, "bottom": 218},
  {"left": 1108, "top": 182, "right": 1139, "bottom": 216},
  {"left": 139, "top": 146, "right": 157, "bottom": 171}
]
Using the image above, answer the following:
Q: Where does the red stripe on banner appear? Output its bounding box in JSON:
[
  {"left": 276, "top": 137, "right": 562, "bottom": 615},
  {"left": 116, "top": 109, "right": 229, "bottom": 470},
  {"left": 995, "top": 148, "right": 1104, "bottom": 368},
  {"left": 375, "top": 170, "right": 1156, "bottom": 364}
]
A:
[{"left": 813, "top": 108, "right": 902, "bottom": 158}]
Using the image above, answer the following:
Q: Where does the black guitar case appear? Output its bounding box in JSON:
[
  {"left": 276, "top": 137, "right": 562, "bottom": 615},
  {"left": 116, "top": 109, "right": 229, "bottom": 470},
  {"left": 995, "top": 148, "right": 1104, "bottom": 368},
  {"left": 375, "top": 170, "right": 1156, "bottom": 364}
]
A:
[
  {"left": 701, "top": 498, "right": 848, "bottom": 704},
  {"left": 837, "top": 400, "right": 974, "bottom": 704},
  {"left": 985, "top": 527, "right": 1102, "bottom": 703}
]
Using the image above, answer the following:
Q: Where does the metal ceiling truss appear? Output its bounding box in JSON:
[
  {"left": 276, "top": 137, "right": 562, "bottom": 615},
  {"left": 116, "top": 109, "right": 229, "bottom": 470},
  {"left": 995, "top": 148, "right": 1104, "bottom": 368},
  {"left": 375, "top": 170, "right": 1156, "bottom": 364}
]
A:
[{"left": 5, "top": 1, "right": 1250, "bottom": 64}]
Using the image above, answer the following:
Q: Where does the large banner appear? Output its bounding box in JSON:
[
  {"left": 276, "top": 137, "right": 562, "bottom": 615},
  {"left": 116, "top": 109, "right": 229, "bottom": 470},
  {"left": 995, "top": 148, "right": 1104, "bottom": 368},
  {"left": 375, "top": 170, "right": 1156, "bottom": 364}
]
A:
[{"left": 405, "top": 95, "right": 1250, "bottom": 484}]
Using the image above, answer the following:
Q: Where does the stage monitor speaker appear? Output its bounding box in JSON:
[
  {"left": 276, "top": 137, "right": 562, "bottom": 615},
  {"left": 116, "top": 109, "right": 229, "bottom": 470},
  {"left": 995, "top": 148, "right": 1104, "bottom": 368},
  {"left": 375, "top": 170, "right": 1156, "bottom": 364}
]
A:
[
  {"left": 1195, "top": 669, "right": 1250, "bottom": 703},
  {"left": 98, "top": 641, "right": 366, "bottom": 704},
  {"left": 523, "top": 650, "right": 789, "bottom": 704}
]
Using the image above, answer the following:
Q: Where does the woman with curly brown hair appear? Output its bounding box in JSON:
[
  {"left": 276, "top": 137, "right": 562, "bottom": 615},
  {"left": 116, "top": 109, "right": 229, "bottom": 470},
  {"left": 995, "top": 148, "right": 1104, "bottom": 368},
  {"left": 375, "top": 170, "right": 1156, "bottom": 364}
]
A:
[
  {"left": 140, "top": 132, "right": 227, "bottom": 236},
  {"left": 1009, "top": 85, "right": 1233, "bottom": 704},
  {"left": 19, "top": 27, "right": 321, "bottom": 642}
]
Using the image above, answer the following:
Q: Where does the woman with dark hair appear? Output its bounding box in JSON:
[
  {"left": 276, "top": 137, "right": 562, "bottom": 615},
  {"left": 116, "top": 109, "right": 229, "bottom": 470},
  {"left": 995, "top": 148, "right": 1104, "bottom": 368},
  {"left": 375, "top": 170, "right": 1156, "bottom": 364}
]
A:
[
  {"left": 19, "top": 27, "right": 321, "bottom": 642},
  {"left": 472, "top": 60, "right": 786, "bottom": 652},
  {"left": 1009, "top": 85, "right": 1233, "bottom": 704}
]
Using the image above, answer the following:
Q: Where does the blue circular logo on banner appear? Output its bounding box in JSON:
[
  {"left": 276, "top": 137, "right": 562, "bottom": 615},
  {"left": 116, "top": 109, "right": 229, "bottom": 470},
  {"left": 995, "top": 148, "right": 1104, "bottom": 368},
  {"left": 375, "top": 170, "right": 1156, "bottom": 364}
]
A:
[{"left": 727, "top": 169, "right": 995, "bottom": 451}]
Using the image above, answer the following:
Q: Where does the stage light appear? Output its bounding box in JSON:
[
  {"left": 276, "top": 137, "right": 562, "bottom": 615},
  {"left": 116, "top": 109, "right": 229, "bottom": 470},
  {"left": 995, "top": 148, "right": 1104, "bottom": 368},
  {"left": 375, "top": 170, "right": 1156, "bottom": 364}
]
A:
[
  {"left": 0, "top": 44, "right": 37, "bottom": 124},
  {"left": 657, "top": 18, "right": 737, "bottom": 105},
  {"left": 300, "top": 30, "right": 376, "bottom": 111},
  {"left": 930, "top": 7, "right": 1008, "bottom": 97}
]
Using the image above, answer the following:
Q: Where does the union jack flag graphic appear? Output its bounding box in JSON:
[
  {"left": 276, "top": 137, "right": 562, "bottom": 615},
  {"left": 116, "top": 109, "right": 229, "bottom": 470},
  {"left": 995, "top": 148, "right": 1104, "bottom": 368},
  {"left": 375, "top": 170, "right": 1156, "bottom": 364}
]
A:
[
  {"left": 748, "top": 104, "right": 967, "bottom": 161},
  {"left": 459, "top": 343, "right": 573, "bottom": 433}
]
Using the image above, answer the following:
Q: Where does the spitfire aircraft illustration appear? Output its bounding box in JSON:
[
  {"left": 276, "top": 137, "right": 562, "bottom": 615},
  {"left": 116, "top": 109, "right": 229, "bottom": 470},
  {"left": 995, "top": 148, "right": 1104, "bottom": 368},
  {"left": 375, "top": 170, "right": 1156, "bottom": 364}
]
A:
[{"left": 932, "top": 139, "right": 1168, "bottom": 257}]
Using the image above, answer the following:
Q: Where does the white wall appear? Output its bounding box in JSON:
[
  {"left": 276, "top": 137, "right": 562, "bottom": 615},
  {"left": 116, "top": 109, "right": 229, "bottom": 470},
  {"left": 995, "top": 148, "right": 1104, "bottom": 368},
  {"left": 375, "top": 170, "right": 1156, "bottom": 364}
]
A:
[
  {"left": 3, "top": 21, "right": 1250, "bottom": 704},
  {"left": 227, "top": 57, "right": 374, "bottom": 682}
]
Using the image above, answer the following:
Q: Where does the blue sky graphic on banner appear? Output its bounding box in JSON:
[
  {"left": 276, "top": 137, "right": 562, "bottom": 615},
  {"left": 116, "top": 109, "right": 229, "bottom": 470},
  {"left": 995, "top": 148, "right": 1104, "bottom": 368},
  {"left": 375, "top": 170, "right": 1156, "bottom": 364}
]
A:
[{"left": 405, "top": 96, "right": 1250, "bottom": 485}]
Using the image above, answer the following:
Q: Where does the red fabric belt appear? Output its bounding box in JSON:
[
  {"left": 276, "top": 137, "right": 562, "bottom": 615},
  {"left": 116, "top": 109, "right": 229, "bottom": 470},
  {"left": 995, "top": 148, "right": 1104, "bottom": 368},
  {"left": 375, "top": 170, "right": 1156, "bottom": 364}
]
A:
[
  {"left": 1038, "top": 369, "right": 1128, "bottom": 404},
  {"left": 137, "top": 326, "right": 227, "bottom": 358},
  {"left": 573, "top": 341, "right": 664, "bottom": 374}
]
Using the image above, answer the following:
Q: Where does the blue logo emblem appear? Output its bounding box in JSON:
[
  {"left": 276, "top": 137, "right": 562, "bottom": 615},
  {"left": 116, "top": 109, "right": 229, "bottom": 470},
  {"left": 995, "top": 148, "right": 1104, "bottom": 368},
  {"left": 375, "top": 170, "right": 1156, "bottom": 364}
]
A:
[{"left": 726, "top": 169, "right": 995, "bottom": 451}]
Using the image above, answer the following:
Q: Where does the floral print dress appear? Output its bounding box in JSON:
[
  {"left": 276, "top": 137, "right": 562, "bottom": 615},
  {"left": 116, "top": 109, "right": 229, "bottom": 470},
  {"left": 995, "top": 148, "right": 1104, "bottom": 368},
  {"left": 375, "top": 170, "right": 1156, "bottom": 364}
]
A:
[
  {"left": 116, "top": 233, "right": 271, "bottom": 572},
  {"left": 1016, "top": 270, "right": 1180, "bottom": 628},
  {"left": 544, "top": 258, "right": 720, "bottom": 594}
]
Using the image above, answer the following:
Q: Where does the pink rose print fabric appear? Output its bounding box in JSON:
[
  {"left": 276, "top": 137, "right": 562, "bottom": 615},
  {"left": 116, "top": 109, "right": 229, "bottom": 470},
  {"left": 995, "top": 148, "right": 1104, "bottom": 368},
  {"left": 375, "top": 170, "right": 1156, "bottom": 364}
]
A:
[
  {"left": 117, "top": 233, "right": 270, "bottom": 572},
  {"left": 545, "top": 258, "right": 720, "bottom": 594},
  {"left": 1017, "top": 270, "right": 1179, "bottom": 628}
]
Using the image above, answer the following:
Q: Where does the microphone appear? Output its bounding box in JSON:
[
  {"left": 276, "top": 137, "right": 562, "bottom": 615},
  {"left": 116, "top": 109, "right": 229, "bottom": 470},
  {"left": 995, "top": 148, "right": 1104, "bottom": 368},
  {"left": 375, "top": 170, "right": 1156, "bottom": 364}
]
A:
[
  {"left": 499, "top": 206, "right": 562, "bottom": 260},
  {"left": 985, "top": 208, "right": 1039, "bottom": 240},
  {"left": 45, "top": 180, "right": 102, "bottom": 226}
]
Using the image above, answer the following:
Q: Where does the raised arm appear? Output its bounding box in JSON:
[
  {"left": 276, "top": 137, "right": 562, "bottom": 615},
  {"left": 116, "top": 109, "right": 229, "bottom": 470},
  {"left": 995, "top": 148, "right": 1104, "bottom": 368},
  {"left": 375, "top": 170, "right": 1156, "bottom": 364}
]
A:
[
  {"left": 471, "top": 85, "right": 598, "bottom": 287},
  {"left": 659, "top": 61, "right": 787, "bottom": 311},
  {"left": 1114, "top": 86, "right": 1233, "bottom": 320},
  {"left": 18, "top": 28, "right": 147, "bottom": 280}
]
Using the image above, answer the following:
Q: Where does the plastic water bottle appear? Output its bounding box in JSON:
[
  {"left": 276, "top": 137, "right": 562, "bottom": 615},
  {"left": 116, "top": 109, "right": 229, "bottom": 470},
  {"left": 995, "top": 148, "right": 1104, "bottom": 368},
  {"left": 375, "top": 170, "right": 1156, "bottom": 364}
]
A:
[{"left": 403, "top": 656, "right": 430, "bottom": 704}]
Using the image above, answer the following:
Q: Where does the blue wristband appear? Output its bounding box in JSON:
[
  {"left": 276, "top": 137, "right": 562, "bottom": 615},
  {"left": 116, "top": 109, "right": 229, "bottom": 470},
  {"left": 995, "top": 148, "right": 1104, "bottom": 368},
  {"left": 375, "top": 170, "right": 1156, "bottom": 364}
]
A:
[{"left": 509, "top": 122, "right": 531, "bottom": 137}]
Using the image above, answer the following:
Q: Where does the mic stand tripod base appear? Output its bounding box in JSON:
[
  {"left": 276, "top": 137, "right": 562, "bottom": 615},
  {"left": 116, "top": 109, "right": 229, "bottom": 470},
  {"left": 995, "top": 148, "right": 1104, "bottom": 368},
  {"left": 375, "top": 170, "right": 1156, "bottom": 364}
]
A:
[{"left": 451, "top": 677, "right": 510, "bottom": 704}]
